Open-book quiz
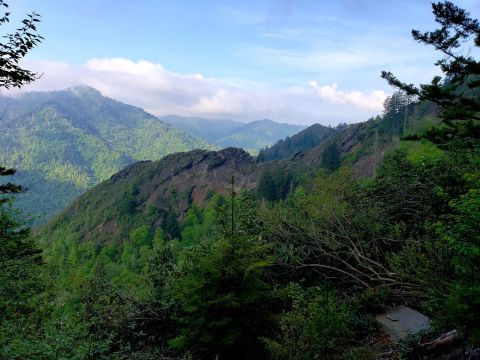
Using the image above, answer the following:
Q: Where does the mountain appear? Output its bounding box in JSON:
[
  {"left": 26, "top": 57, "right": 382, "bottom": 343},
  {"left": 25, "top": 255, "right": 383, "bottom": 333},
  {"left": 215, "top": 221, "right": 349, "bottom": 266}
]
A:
[
  {"left": 216, "top": 119, "right": 306, "bottom": 152},
  {"left": 159, "top": 115, "right": 243, "bottom": 144},
  {"left": 0, "top": 86, "right": 215, "bottom": 223},
  {"left": 35, "top": 96, "right": 436, "bottom": 244},
  {"left": 31, "top": 98, "right": 450, "bottom": 357},
  {"left": 161, "top": 116, "right": 306, "bottom": 152},
  {"left": 257, "top": 123, "right": 336, "bottom": 162},
  {"left": 38, "top": 147, "right": 261, "bottom": 246},
  {"left": 35, "top": 109, "right": 410, "bottom": 246}
]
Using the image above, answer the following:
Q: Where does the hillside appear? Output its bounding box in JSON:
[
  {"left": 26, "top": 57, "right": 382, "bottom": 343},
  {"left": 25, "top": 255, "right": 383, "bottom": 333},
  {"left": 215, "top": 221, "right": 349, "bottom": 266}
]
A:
[
  {"left": 162, "top": 116, "right": 306, "bottom": 152},
  {"left": 36, "top": 100, "right": 430, "bottom": 246},
  {"left": 39, "top": 147, "right": 260, "bottom": 246},
  {"left": 0, "top": 86, "right": 215, "bottom": 223},
  {"left": 31, "top": 96, "right": 474, "bottom": 359},
  {"left": 257, "top": 123, "right": 335, "bottom": 162}
]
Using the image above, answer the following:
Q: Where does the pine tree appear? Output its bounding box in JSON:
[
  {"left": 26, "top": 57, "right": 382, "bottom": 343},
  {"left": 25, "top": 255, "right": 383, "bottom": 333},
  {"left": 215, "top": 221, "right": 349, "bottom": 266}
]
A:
[
  {"left": 321, "top": 142, "right": 341, "bottom": 172},
  {"left": 258, "top": 169, "right": 277, "bottom": 201},
  {"left": 169, "top": 191, "right": 274, "bottom": 359},
  {"left": 382, "top": 1, "right": 480, "bottom": 149}
]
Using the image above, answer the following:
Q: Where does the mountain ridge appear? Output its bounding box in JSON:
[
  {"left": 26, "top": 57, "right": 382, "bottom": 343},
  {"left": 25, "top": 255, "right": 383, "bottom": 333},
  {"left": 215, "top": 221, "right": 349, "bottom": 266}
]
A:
[
  {"left": 0, "top": 86, "right": 216, "bottom": 223},
  {"left": 36, "top": 112, "right": 400, "bottom": 246},
  {"left": 161, "top": 115, "right": 306, "bottom": 152},
  {"left": 258, "top": 123, "right": 336, "bottom": 162}
]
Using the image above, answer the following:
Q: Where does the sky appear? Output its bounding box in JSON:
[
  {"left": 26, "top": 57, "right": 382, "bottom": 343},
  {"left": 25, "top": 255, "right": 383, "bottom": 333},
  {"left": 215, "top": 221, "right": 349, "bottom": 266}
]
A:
[{"left": 4, "top": 0, "right": 480, "bottom": 125}]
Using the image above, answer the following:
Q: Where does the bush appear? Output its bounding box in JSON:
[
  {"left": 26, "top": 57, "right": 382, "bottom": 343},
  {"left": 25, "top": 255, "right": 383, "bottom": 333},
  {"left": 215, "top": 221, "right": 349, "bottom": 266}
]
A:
[{"left": 263, "top": 284, "right": 357, "bottom": 360}]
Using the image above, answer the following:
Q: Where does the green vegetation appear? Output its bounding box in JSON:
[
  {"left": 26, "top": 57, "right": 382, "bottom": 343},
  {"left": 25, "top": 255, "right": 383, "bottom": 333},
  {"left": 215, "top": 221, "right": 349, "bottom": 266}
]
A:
[
  {"left": 2, "top": 1, "right": 480, "bottom": 359},
  {"left": 258, "top": 123, "right": 335, "bottom": 162},
  {"left": 0, "top": 2, "right": 50, "bottom": 357},
  {"left": 0, "top": 86, "right": 215, "bottom": 223},
  {"left": 22, "top": 136, "right": 478, "bottom": 358},
  {"left": 257, "top": 167, "right": 296, "bottom": 202},
  {"left": 0, "top": 169, "right": 46, "bottom": 358},
  {"left": 321, "top": 141, "right": 341, "bottom": 172}
]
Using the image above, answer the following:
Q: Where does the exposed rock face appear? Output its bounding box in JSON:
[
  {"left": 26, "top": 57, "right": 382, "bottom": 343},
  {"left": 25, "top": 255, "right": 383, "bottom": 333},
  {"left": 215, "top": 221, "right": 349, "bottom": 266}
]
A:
[
  {"left": 41, "top": 147, "right": 262, "bottom": 245},
  {"left": 140, "top": 148, "right": 259, "bottom": 213},
  {"left": 295, "top": 121, "right": 386, "bottom": 178},
  {"left": 376, "top": 306, "right": 431, "bottom": 342}
]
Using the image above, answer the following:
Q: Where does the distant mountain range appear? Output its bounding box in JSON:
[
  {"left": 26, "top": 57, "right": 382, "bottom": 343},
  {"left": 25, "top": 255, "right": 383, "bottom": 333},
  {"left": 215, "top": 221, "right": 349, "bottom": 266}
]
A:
[
  {"left": 0, "top": 86, "right": 310, "bottom": 223},
  {"left": 160, "top": 115, "right": 306, "bottom": 152},
  {"left": 0, "top": 86, "right": 215, "bottom": 223}
]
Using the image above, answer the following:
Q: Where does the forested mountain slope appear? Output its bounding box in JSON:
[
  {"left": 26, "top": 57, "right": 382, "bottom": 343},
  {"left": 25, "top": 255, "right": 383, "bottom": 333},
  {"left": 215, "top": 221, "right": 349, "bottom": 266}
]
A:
[
  {"left": 0, "top": 86, "right": 215, "bottom": 223},
  {"left": 41, "top": 147, "right": 260, "bottom": 245},
  {"left": 215, "top": 119, "right": 305, "bottom": 151},
  {"left": 32, "top": 92, "right": 474, "bottom": 359},
  {"left": 257, "top": 123, "right": 335, "bottom": 162},
  {"left": 36, "top": 95, "right": 434, "bottom": 246},
  {"left": 162, "top": 116, "right": 305, "bottom": 152}
]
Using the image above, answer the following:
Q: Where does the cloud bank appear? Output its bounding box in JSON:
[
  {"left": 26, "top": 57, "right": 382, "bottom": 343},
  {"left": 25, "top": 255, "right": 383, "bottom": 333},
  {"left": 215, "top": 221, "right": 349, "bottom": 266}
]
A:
[
  {"left": 14, "top": 58, "right": 388, "bottom": 125},
  {"left": 309, "top": 81, "right": 386, "bottom": 111}
]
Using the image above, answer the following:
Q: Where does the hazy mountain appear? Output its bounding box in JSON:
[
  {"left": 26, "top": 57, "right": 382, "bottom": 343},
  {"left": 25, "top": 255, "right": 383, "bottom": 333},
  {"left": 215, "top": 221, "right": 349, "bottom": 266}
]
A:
[
  {"left": 216, "top": 119, "right": 306, "bottom": 152},
  {"left": 161, "top": 116, "right": 306, "bottom": 152},
  {"left": 159, "top": 115, "right": 243, "bottom": 143},
  {"left": 0, "top": 86, "right": 215, "bottom": 223}
]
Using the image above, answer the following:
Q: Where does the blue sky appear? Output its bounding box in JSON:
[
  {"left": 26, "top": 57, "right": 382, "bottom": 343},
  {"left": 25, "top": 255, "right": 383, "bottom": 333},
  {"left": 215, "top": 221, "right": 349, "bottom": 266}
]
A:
[{"left": 7, "top": 0, "right": 480, "bottom": 125}]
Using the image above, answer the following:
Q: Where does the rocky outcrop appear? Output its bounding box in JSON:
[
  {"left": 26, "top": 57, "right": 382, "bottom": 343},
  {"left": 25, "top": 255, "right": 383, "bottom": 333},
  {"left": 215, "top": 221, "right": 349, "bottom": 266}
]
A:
[
  {"left": 376, "top": 306, "right": 431, "bottom": 342},
  {"left": 141, "top": 148, "right": 259, "bottom": 213}
]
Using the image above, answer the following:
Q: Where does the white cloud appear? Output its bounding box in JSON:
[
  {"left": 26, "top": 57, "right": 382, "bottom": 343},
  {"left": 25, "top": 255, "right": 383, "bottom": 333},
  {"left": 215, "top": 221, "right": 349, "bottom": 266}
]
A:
[
  {"left": 13, "top": 58, "right": 387, "bottom": 125},
  {"left": 309, "top": 81, "right": 387, "bottom": 111}
]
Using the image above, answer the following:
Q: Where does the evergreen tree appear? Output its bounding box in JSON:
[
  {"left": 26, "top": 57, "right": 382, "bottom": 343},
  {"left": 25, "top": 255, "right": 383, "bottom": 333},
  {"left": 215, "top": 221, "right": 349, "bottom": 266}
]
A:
[
  {"left": 383, "top": 0, "right": 480, "bottom": 342},
  {"left": 382, "top": 90, "right": 414, "bottom": 139},
  {"left": 321, "top": 142, "right": 341, "bottom": 172},
  {"left": 162, "top": 209, "right": 181, "bottom": 240},
  {"left": 382, "top": 1, "right": 480, "bottom": 149},
  {"left": 258, "top": 168, "right": 294, "bottom": 201},
  {"left": 0, "top": 176, "right": 45, "bottom": 355},
  {"left": 258, "top": 168, "right": 277, "bottom": 201},
  {"left": 169, "top": 192, "right": 275, "bottom": 359}
]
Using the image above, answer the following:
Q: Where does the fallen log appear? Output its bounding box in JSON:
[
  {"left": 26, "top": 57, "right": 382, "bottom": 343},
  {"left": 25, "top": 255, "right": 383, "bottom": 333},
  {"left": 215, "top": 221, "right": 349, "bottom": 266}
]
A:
[{"left": 421, "top": 329, "right": 459, "bottom": 352}]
